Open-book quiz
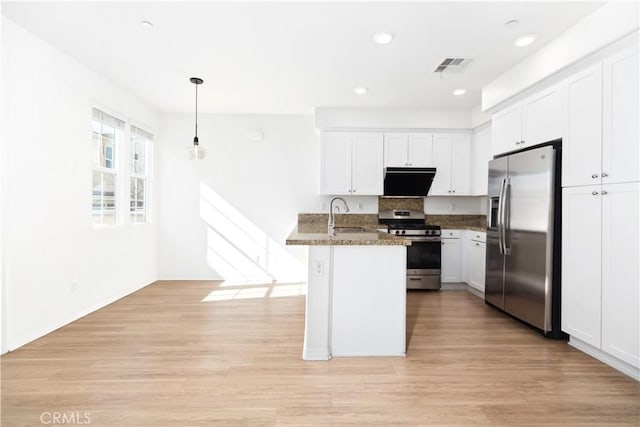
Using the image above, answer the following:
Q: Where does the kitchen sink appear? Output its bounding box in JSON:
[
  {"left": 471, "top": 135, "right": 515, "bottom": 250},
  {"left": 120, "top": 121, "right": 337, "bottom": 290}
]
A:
[{"left": 333, "top": 227, "right": 373, "bottom": 233}]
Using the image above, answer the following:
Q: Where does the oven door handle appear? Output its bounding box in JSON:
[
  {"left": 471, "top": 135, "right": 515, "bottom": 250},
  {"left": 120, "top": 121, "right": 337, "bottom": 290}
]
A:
[{"left": 406, "top": 237, "right": 442, "bottom": 242}]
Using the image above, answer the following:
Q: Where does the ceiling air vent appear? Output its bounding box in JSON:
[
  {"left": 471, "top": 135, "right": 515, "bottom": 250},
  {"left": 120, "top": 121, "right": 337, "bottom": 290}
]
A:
[{"left": 434, "top": 58, "right": 473, "bottom": 73}]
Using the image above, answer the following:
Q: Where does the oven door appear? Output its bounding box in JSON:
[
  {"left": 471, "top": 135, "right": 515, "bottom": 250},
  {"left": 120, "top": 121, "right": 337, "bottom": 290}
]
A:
[{"left": 406, "top": 237, "right": 441, "bottom": 275}]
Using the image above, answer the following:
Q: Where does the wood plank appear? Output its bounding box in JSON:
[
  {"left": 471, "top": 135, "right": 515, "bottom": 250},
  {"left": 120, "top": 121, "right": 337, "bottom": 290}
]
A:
[{"left": 2, "top": 281, "right": 638, "bottom": 426}]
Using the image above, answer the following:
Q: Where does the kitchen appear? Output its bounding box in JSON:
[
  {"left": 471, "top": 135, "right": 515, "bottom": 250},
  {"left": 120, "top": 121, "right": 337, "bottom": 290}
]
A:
[{"left": 1, "top": 1, "right": 639, "bottom": 426}]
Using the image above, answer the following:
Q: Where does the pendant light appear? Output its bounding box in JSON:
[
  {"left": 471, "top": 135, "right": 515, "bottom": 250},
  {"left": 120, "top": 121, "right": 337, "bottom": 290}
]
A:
[{"left": 187, "top": 77, "right": 206, "bottom": 160}]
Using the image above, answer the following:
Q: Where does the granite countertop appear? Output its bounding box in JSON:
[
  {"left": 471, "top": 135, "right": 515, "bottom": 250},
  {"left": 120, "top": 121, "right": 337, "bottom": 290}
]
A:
[{"left": 286, "top": 225, "right": 410, "bottom": 246}]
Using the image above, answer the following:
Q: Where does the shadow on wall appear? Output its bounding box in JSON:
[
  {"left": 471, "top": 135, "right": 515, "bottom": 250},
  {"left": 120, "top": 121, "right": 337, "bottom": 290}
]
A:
[{"left": 199, "top": 182, "right": 305, "bottom": 287}]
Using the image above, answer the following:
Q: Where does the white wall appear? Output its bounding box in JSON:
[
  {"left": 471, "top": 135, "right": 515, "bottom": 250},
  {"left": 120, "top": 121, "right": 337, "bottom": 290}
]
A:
[
  {"left": 156, "top": 113, "right": 319, "bottom": 282},
  {"left": 1, "top": 18, "right": 159, "bottom": 351},
  {"left": 483, "top": 2, "right": 639, "bottom": 111},
  {"left": 314, "top": 107, "right": 472, "bottom": 130}
]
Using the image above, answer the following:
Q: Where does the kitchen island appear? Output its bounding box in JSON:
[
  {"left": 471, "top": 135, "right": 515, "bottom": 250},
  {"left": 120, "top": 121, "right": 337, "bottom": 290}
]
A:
[{"left": 286, "top": 224, "right": 409, "bottom": 360}]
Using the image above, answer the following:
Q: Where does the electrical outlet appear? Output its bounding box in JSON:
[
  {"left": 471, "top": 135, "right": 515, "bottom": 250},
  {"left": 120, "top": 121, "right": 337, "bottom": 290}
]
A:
[
  {"left": 358, "top": 202, "right": 363, "bottom": 211},
  {"left": 313, "top": 260, "right": 324, "bottom": 276},
  {"left": 321, "top": 203, "right": 327, "bottom": 211}
]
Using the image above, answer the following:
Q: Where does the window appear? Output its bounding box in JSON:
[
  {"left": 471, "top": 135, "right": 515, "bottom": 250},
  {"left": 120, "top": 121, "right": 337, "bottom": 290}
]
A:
[
  {"left": 130, "top": 126, "right": 152, "bottom": 223},
  {"left": 92, "top": 108, "right": 124, "bottom": 225}
]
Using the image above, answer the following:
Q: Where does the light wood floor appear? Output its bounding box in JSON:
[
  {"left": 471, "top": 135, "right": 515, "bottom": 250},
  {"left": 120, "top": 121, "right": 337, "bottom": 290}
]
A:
[{"left": 2, "top": 281, "right": 639, "bottom": 426}]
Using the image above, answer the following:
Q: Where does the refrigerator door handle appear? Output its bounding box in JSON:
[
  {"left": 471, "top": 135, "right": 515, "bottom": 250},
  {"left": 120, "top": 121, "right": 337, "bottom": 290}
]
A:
[
  {"left": 497, "top": 178, "right": 506, "bottom": 255},
  {"left": 503, "top": 178, "right": 511, "bottom": 256}
]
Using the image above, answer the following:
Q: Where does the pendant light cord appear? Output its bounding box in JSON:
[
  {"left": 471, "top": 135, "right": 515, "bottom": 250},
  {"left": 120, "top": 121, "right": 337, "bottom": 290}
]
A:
[{"left": 194, "top": 82, "right": 199, "bottom": 145}]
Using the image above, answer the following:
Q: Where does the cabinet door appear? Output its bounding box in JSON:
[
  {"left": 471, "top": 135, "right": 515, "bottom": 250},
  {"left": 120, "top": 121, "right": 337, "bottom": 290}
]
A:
[
  {"left": 601, "top": 182, "right": 639, "bottom": 367},
  {"left": 383, "top": 133, "right": 408, "bottom": 167},
  {"left": 602, "top": 48, "right": 640, "bottom": 185},
  {"left": 451, "top": 134, "right": 471, "bottom": 195},
  {"left": 407, "top": 133, "right": 434, "bottom": 167},
  {"left": 321, "top": 133, "right": 352, "bottom": 195},
  {"left": 492, "top": 104, "right": 521, "bottom": 156},
  {"left": 352, "top": 133, "right": 383, "bottom": 195},
  {"left": 562, "top": 64, "right": 603, "bottom": 187},
  {"left": 521, "top": 84, "right": 563, "bottom": 148},
  {"left": 430, "top": 134, "right": 452, "bottom": 195},
  {"left": 561, "top": 186, "right": 602, "bottom": 347},
  {"left": 441, "top": 237, "right": 462, "bottom": 283},
  {"left": 468, "top": 240, "right": 486, "bottom": 292},
  {"left": 472, "top": 126, "right": 491, "bottom": 196}
]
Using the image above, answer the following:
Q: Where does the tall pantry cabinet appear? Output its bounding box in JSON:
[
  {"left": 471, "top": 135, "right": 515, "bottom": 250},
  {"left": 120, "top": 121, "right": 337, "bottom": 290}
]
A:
[{"left": 561, "top": 46, "right": 639, "bottom": 377}]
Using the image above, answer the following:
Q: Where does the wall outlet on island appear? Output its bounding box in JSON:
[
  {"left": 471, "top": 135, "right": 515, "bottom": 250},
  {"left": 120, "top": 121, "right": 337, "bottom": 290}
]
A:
[
  {"left": 449, "top": 202, "right": 455, "bottom": 211},
  {"left": 313, "top": 260, "right": 324, "bottom": 276},
  {"left": 357, "top": 202, "right": 363, "bottom": 211}
]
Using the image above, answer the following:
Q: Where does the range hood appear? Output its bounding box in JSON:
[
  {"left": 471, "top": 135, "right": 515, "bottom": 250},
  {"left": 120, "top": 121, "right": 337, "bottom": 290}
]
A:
[{"left": 383, "top": 167, "right": 436, "bottom": 197}]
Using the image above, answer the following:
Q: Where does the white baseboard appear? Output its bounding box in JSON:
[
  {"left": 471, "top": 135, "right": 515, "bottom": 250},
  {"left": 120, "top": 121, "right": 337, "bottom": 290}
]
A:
[
  {"left": 302, "top": 348, "right": 331, "bottom": 361},
  {"left": 568, "top": 336, "right": 640, "bottom": 381}
]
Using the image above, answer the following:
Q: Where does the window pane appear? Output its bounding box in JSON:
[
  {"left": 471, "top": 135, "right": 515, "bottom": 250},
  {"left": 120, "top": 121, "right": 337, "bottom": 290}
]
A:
[
  {"left": 130, "top": 177, "right": 147, "bottom": 223},
  {"left": 92, "top": 119, "right": 118, "bottom": 169},
  {"left": 93, "top": 171, "right": 117, "bottom": 225},
  {"left": 131, "top": 136, "right": 146, "bottom": 175}
]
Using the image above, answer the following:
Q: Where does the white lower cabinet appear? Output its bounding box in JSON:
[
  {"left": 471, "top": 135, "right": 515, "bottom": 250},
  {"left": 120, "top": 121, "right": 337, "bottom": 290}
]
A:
[
  {"left": 562, "top": 183, "right": 640, "bottom": 373},
  {"left": 441, "top": 230, "right": 462, "bottom": 283},
  {"left": 466, "top": 231, "right": 486, "bottom": 293}
]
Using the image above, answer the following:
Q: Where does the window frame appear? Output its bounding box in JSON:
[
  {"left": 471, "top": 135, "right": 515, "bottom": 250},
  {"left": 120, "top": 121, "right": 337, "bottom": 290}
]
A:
[
  {"left": 91, "top": 108, "right": 124, "bottom": 227},
  {"left": 129, "top": 124, "right": 153, "bottom": 224}
]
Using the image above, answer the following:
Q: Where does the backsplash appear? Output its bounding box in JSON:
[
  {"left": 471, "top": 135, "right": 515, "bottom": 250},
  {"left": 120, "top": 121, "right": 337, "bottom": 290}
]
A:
[{"left": 378, "top": 197, "right": 424, "bottom": 211}]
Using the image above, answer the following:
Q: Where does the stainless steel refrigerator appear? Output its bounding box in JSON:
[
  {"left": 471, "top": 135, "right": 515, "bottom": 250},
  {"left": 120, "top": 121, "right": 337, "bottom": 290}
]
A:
[{"left": 485, "top": 143, "right": 562, "bottom": 337}]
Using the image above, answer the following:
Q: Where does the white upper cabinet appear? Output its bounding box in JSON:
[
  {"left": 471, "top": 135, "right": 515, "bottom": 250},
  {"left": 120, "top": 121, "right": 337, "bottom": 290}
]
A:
[
  {"left": 320, "top": 132, "right": 383, "bottom": 195},
  {"left": 492, "top": 84, "right": 563, "bottom": 156},
  {"left": 430, "top": 133, "right": 471, "bottom": 196},
  {"left": 563, "top": 47, "right": 639, "bottom": 187},
  {"left": 492, "top": 103, "right": 522, "bottom": 156},
  {"left": 471, "top": 126, "right": 492, "bottom": 196},
  {"left": 521, "top": 85, "right": 564, "bottom": 146},
  {"left": 351, "top": 133, "right": 384, "bottom": 195},
  {"left": 563, "top": 63, "right": 603, "bottom": 187},
  {"left": 602, "top": 48, "right": 639, "bottom": 185},
  {"left": 384, "top": 133, "right": 434, "bottom": 167},
  {"left": 321, "top": 133, "right": 353, "bottom": 195}
]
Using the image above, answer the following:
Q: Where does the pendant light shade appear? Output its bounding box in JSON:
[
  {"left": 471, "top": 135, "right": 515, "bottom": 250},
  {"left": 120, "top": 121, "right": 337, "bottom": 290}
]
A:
[{"left": 187, "top": 77, "right": 206, "bottom": 160}]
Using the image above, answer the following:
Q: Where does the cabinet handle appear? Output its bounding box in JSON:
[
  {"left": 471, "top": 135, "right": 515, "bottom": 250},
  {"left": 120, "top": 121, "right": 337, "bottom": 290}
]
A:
[
  {"left": 452, "top": 190, "right": 455, "bottom": 193},
  {"left": 592, "top": 191, "right": 599, "bottom": 195},
  {"left": 601, "top": 190, "right": 608, "bottom": 195},
  {"left": 592, "top": 173, "right": 599, "bottom": 179},
  {"left": 352, "top": 189, "right": 356, "bottom": 193},
  {"left": 601, "top": 173, "right": 608, "bottom": 178},
  {"left": 476, "top": 242, "right": 480, "bottom": 246}
]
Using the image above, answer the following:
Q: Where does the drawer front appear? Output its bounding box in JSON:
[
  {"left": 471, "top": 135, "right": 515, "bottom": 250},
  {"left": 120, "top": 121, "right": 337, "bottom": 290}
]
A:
[
  {"left": 470, "top": 231, "right": 486, "bottom": 243},
  {"left": 442, "top": 229, "right": 461, "bottom": 239}
]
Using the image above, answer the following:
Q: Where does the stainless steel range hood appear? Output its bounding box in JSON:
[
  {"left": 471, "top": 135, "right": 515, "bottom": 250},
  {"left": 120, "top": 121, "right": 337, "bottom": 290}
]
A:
[{"left": 383, "top": 167, "right": 436, "bottom": 197}]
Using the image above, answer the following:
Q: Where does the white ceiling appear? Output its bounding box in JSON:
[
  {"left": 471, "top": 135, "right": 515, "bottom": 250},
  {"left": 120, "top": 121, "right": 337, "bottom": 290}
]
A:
[{"left": 2, "top": 1, "right": 603, "bottom": 114}]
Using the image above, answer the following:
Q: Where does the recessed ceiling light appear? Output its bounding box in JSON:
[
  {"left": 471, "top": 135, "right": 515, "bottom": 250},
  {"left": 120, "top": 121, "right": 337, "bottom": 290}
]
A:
[
  {"left": 504, "top": 20, "right": 520, "bottom": 29},
  {"left": 140, "top": 20, "right": 154, "bottom": 30},
  {"left": 514, "top": 34, "right": 538, "bottom": 47},
  {"left": 353, "top": 87, "right": 368, "bottom": 95},
  {"left": 453, "top": 89, "right": 466, "bottom": 96},
  {"left": 373, "top": 32, "right": 395, "bottom": 45}
]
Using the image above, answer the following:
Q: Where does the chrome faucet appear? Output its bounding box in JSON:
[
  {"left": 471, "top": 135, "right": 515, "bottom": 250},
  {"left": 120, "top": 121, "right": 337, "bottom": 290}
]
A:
[{"left": 328, "top": 197, "right": 350, "bottom": 235}]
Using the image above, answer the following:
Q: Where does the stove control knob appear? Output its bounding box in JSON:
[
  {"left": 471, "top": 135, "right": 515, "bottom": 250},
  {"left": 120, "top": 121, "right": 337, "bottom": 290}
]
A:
[
  {"left": 395, "top": 230, "right": 400, "bottom": 235},
  {"left": 401, "top": 230, "right": 406, "bottom": 235}
]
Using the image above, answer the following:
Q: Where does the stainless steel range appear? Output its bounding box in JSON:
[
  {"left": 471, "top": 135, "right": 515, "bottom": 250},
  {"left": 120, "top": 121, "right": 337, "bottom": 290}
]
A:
[{"left": 378, "top": 209, "right": 442, "bottom": 290}]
